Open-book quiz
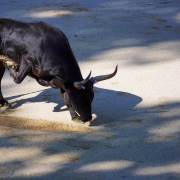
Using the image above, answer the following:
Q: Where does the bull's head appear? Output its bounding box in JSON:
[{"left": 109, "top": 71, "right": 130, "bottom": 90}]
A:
[{"left": 63, "top": 65, "right": 118, "bottom": 123}]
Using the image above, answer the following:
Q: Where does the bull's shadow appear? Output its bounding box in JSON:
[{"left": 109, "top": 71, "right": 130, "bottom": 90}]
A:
[
  {"left": 91, "top": 87, "right": 142, "bottom": 126},
  {"left": 5, "top": 87, "right": 142, "bottom": 126}
]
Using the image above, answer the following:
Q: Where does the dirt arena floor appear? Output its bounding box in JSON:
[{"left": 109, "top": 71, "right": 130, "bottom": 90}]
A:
[{"left": 0, "top": 0, "right": 180, "bottom": 179}]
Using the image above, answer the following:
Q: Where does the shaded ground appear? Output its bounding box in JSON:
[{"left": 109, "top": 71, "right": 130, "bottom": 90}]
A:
[
  {"left": 0, "top": 101, "right": 180, "bottom": 180},
  {"left": 0, "top": 0, "right": 180, "bottom": 179}
]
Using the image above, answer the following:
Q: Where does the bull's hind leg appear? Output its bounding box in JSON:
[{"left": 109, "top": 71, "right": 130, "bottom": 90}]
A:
[
  {"left": 7, "top": 56, "right": 31, "bottom": 84},
  {"left": 0, "top": 64, "right": 9, "bottom": 107}
]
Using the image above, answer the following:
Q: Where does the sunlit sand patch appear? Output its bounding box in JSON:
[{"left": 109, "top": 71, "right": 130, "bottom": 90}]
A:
[
  {"left": 144, "top": 135, "right": 176, "bottom": 142},
  {"left": 0, "top": 147, "right": 41, "bottom": 162},
  {"left": 0, "top": 115, "right": 93, "bottom": 132},
  {"left": 27, "top": 3, "right": 90, "bottom": 18},
  {"left": 158, "top": 96, "right": 169, "bottom": 102},
  {"left": 78, "top": 160, "right": 134, "bottom": 172},
  {"left": 15, "top": 153, "right": 80, "bottom": 177},
  {"left": 134, "top": 163, "right": 180, "bottom": 175},
  {"left": 29, "top": 10, "right": 72, "bottom": 18}
]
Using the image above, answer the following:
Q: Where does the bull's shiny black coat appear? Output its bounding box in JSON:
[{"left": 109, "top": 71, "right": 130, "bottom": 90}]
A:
[
  {"left": 0, "top": 18, "right": 82, "bottom": 84},
  {"left": 0, "top": 18, "right": 117, "bottom": 122}
]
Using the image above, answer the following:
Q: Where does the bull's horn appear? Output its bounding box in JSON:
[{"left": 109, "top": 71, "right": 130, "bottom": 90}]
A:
[
  {"left": 93, "top": 65, "right": 118, "bottom": 83},
  {"left": 74, "top": 71, "right": 91, "bottom": 89}
]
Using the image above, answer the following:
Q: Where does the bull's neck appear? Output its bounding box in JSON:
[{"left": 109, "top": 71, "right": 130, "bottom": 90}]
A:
[{"left": 64, "top": 67, "right": 83, "bottom": 83}]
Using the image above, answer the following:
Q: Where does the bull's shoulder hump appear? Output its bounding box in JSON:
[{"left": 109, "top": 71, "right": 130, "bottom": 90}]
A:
[
  {"left": 35, "top": 22, "right": 65, "bottom": 36},
  {"left": 0, "top": 18, "right": 64, "bottom": 34}
]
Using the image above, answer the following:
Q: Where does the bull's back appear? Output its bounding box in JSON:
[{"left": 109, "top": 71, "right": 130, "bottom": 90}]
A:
[
  {"left": 0, "top": 18, "right": 66, "bottom": 51},
  {"left": 0, "top": 18, "right": 82, "bottom": 82},
  {"left": 0, "top": 19, "right": 69, "bottom": 62}
]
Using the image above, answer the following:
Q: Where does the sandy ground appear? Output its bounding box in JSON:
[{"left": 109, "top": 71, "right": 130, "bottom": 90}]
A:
[{"left": 0, "top": 0, "right": 180, "bottom": 179}]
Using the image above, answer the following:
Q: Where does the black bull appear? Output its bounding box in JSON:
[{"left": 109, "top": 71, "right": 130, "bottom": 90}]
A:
[{"left": 0, "top": 18, "right": 117, "bottom": 123}]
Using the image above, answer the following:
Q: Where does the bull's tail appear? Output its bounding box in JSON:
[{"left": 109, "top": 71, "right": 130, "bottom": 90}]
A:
[{"left": 0, "top": 55, "right": 18, "bottom": 70}]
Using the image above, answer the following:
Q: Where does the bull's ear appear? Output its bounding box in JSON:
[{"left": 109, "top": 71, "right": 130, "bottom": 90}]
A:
[{"left": 63, "top": 82, "right": 75, "bottom": 91}]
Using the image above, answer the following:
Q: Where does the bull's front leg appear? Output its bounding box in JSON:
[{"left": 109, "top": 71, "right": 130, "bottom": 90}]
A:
[
  {"left": 61, "top": 92, "right": 82, "bottom": 123},
  {"left": 0, "top": 63, "right": 9, "bottom": 107},
  {"left": 51, "top": 78, "right": 83, "bottom": 123}
]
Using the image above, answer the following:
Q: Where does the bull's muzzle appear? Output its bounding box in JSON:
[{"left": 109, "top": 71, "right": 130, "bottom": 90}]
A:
[{"left": 81, "top": 115, "right": 92, "bottom": 122}]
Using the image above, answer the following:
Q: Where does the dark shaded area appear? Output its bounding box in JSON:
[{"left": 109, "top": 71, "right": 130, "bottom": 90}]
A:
[
  {"left": 5, "top": 86, "right": 142, "bottom": 126},
  {"left": 0, "top": 101, "right": 180, "bottom": 180},
  {"left": 5, "top": 88, "right": 64, "bottom": 113}
]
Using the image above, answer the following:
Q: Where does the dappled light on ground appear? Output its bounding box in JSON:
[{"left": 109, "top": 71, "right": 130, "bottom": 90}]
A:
[
  {"left": 28, "top": 10, "right": 73, "bottom": 18},
  {"left": 134, "top": 163, "right": 180, "bottom": 176},
  {"left": 0, "top": 101, "right": 180, "bottom": 179},
  {"left": 0, "top": 0, "right": 180, "bottom": 179},
  {"left": 78, "top": 160, "right": 134, "bottom": 172},
  {"left": 148, "top": 119, "right": 180, "bottom": 140}
]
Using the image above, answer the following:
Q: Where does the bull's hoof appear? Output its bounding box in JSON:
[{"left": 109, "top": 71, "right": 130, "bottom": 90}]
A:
[
  {"left": 72, "top": 117, "right": 84, "bottom": 123},
  {"left": 0, "top": 99, "right": 9, "bottom": 107},
  {"left": 82, "top": 119, "right": 91, "bottom": 123}
]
